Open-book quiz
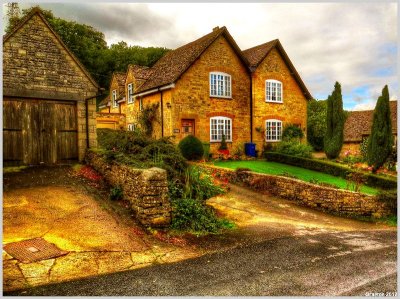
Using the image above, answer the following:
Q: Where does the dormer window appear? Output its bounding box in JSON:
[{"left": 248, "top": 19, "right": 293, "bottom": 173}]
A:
[
  {"left": 127, "top": 83, "right": 134, "bottom": 104},
  {"left": 210, "top": 72, "right": 231, "bottom": 98},
  {"left": 266, "top": 80, "right": 283, "bottom": 103},
  {"left": 112, "top": 90, "right": 118, "bottom": 108}
]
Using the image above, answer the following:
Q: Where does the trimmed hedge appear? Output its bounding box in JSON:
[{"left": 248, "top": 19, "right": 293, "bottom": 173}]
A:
[{"left": 264, "top": 152, "right": 397, "bottom": 190}]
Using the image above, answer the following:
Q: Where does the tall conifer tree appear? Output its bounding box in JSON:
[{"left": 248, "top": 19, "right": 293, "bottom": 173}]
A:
[
  {"left": 367, "top": 85, "right": 393, "bottom": 173},
  {"left": 324, "top": 82, "right": 346, "bottom": 159}
]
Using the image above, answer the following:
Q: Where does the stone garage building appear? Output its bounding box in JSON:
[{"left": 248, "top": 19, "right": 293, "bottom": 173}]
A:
[{"left": 3, "top": 8, "right": 99, "bottom": 165}]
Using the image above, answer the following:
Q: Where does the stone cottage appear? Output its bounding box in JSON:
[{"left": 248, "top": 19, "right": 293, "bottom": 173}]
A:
[
  {"left": 98, "top": 26, "right": 312, "bottom": 155},
  {"left": 3, "top": 8, "right": 99, "bottom": 165},
  {"left": 342, "top": 101, "right": 397, "bottom": 155}
]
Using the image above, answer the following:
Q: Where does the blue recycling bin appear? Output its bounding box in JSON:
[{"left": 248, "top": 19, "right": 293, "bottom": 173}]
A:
[{"left": 245, "top": 142, "right": 256, "bottom": 157}]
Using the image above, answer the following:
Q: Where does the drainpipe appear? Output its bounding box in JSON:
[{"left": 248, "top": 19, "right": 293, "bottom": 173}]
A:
[
  {"left": 250, "top": 75, "right": 253, "bottom": 143},
  {"left": 160, "top": 91, "right": 164, "bottom": 137}
]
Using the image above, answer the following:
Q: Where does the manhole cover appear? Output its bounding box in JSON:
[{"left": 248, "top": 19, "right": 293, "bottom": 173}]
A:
[{"left": 3, "top": 238, "right": 68, "bottom": 263}]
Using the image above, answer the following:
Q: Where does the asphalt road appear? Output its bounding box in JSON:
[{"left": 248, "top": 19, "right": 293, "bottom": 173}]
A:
[{"left": 5, "top": 229, "right": 397, "bottom": 296}]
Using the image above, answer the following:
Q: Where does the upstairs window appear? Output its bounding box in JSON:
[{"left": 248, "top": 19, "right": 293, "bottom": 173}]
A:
[
  {"left": 210, "top": 72, "right": 231, "bottom": 98},
  {"left": 127, "top": 83, "right": 134, "bottom": 104},
  {"left": 265, "top": 119, "right": 282, "bottom": 141},
  {"left": 112, "top": 90, "right": 118, "bottom": 108},
  {"left": 210, "top": 116, "right": 232, "bottom": 142},
  {"left": 266, "top": 80, "right": 283, "bottom": 103}
]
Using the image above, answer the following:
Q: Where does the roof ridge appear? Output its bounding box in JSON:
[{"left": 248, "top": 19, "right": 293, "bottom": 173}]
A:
[{"left": 242, "top": 39, "right": 279, "bottom": 53}]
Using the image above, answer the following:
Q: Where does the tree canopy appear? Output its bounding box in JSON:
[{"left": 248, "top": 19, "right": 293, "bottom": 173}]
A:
[
  {"left": 6, "top": 6, "right": 170, "bottom": 89},
  {"left": 307, "top": 99, "right": 327, "bottom": 151}
]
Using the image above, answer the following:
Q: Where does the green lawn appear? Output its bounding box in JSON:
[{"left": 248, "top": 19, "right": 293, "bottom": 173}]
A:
[{"left": 214, "top": 160, "right": 379, "bottom": 195}]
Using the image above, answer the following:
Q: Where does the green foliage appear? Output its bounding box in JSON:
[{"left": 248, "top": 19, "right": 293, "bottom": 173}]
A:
[
  {"left": 275, "top": 140, "right": 313, "bottom": 158},
  {"left": 202, "top": 143, "right": 211, "bottom": 161},
  {"left": 170, "top": 198, "right": 234, "bottom": 234},
  {"left": 360, "top": 137, "right": 369, "bottom": 160},
  {"left": 96, "top": 129, "right": 187, "bottom": 181},
  {"left": 138, "top": 103, "right": 160, "bottom": 137},
  {"left": 367, "top": 85, "right": 394, "bottom": 173},
  {"left": 232, "top": 142, "right": 245, "bottom": 157},
  {"left": 7, "top": 6, "right": 169, "bottom": 89},
  {"left": 324, "top": 82, "right": 346, "bottom": 159},
  {"left": 376, "top": 190, "right": 397, "bottom": 215},
  {"left": 218, "top": 134, "right": 228, "bottom": 150},
  {"left": 109, "top": 186, "right": 123, "bottom": 201},
  {"left": 178, "top": 135, "right": 204, "bottom": 161},
  {"left": 282, "top": 124, "right": 304, "bottom": 141},
  {"left": 264, "top": 152, "right": 397, "bottom": 190},
  {"left": 183, "top": 166, "right": 225, "bottom": 201},
  {"left": 307, "top": 99, "right": 327, "bottom": 151},
  {"left": 346, "top": 172, "right": 367, "bottom": 193}
]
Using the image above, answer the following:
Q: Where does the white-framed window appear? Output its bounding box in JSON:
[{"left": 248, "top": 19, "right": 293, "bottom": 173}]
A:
[
  {"left": 112, "top": 90, "right": 118, "bottom": 108},
  {"left": 265, "top": 119, "right": 282, "bottom": 142},
  {"left": 127, "top": 123, "right": 135, "bottom": 131},
  {"left": 210, "top": 72, "right": 231, "bottom": 98},
  {"left": 266, "top": 79, "right": 283, "bottom": 103},
  {"left": 210, "top": 116, "right": 232, "bottom": 142},
  {"left": 139, "top": 98, "right": 143, "bottom": 111},
  {"left": 127, "top": 83, "right": 134, "bottom": 104}
]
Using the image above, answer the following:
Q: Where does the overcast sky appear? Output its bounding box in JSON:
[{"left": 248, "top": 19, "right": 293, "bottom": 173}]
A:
[{"left": 2, "top": 2, "right": 398, "bottom": 110}]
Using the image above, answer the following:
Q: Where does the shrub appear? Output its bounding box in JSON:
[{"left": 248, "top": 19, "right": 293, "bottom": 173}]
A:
[
  {"left": 275, "top": 140, "right": 313, "bottom": 158},
  {"left": 109, "top": 186, "right": 123, "bottom": 200},
  {"left": 264, "top": 152, "right": 397, "bottom": 190},
  {"left": 183, "top": 166, "right": 225, "bottom": 201},
  {"left": 170, "top": 198, "right": 234, "bottom": 234},
  {"left": 307, "top": 99, "right": 327, "bottom": 151},
  {"left": 178, "top": 135, "right": 204, "bottom": 161},
  {"left": 96, "top": 129, "right": 187, "bottom": 181},
  {"left": 232, "top": 142, "right": 245, "bottom": 157},
  {"left": 282, "top": 124, "right": 304, "bottom": 141},
  {"left": 376, "top": 190, "right": 397, "bottom": 215}
]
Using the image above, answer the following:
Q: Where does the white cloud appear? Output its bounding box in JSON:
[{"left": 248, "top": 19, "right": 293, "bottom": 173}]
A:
[{"left": 3, "top": 2, "right": 397, "bottom": 109}]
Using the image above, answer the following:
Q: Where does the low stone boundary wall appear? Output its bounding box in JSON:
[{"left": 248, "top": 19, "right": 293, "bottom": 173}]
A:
[
  {"left": 198, "top": 164, "right": 391, "bottom": 218},
  {"left": 86, "top": 151, "right": 171, "bottom": 227}
]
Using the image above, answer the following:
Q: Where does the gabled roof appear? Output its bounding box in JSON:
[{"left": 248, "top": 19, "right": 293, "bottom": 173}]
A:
[
  {"left": 243, "top": 39, "right": 312, "bottom": 100},
  {"left": 98, "top": 95, "right": 110, "bottom": 108},
  {"left": 344, "top": 101, "right": 397, "bottom": 142},
  {"left": 113, "top": 72, "right": 127, "bottom": 87},
  {"left": 135, "top": 26, "right": 250, "bottom": 94},
  {"left": 4, "top": 7, "right": 99, "bottom": 89},
  {"left": 127, "top": 64, "right": 152, "bottom": 81}
]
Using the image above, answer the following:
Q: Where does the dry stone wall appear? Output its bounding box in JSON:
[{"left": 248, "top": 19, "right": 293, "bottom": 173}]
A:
[
  {"left": 86, "top": 151, "right": 171, "bottom": 227},
  {"left": 198, "top": 164, "right": 392, "bottom": 218}
]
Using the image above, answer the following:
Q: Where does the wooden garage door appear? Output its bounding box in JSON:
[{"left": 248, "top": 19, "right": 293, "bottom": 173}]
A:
[{"left": 3, "top": 99, "right": 78, "bottom": 165}]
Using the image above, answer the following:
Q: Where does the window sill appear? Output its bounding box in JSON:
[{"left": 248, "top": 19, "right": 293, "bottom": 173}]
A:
[
  {"left": 265, "top": 100, "right": 283, "bottom": 104},
  {"left": 265, "top": 140, "right": 281, "bottom": 142},
  {"left": 210, "top": 141, "right": 233, "bottom": 143},
  {"left": 210, "top": 96, "right": 233, "bottom": 100}
]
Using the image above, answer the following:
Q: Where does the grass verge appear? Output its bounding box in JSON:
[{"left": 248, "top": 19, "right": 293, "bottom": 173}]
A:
[{"left": 214, "top": 160, "right": 379, "bottom": 195}]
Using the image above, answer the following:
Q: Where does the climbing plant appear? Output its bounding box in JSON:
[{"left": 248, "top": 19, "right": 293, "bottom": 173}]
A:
[{"left": 138, "top": 103, "right": 160, "bottom": 137}]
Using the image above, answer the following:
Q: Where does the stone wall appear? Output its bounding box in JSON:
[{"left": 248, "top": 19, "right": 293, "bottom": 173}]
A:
[
  {"left": 198, "top": 164, "right": 392, "bottom": 218},
  {"left": 86, "top": 151, "right": 171, "bottom": 227}
]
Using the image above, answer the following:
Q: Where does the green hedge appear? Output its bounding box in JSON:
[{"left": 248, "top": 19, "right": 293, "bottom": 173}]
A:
[{"left": 264, "top": 152, "right": 397, "bottom": 190}]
